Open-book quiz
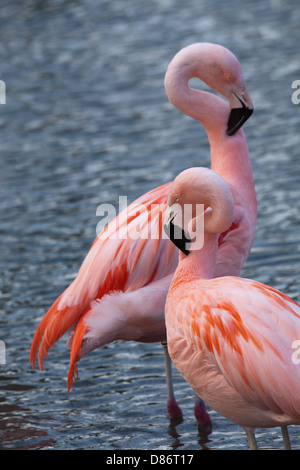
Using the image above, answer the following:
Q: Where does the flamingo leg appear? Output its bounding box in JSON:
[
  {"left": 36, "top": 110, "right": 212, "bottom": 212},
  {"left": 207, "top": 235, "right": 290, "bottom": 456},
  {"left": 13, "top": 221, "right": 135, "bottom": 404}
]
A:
[
  {"left": 281, "top": 426, "right": 291, "bottom": 450},
  {"left": 161, "top": 341, "right": 183, "bottom": 423},
  {"left": 193, "top": 395, "right": 212, "bottom": 434},
  {"left": 161, "top": 341, "right": 212, "bottom": 431},
  {"left": 245, "top": 429, "right": 258, "bottom": 450}
]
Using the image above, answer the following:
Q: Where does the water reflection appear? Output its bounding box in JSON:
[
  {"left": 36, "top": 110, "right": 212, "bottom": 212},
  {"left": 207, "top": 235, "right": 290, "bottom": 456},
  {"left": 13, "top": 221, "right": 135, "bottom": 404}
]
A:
[
  {"left": 0, "top": 387, "right": 57, "bottom": 449},
  {"left": 168, "top": 417, "right": 212, "bottom": 451}
]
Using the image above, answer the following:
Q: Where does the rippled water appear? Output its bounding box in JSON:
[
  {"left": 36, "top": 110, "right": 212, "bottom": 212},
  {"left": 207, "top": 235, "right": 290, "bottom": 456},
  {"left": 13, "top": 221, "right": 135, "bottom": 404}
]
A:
[{"left": 1, "top": 0, "right": 300, "bottom": 451}]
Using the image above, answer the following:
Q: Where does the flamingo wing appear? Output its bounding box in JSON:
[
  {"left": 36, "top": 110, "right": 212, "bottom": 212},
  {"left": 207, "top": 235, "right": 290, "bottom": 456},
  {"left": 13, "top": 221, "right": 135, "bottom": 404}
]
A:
[
  {"left": 169, "top": 277, "right": 300, "bottom": 418},
  {"left": 30, "top": 182, "right": 178, "bottom": 370}
]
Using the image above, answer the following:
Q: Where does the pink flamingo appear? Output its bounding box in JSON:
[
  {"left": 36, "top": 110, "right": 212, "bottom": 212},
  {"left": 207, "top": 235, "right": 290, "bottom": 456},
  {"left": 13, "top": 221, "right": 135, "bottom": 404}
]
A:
[
  {"left": 30, "top": 43, "right": 255, "bottom": 426},
  {"left": 164, "top": 166, "right": 300, "bottom": 450}
]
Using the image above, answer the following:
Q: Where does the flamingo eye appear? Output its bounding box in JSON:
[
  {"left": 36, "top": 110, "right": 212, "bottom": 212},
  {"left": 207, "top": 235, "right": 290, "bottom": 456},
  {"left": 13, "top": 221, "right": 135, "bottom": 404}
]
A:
[{"left": 226, "top": 75, "right": 233, "bottom": 81}]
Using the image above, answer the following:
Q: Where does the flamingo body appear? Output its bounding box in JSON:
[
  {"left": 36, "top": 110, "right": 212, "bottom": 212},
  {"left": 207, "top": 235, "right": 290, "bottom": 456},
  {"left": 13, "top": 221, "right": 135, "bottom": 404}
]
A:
[
  {"left": 166, "top": 276, "right": 300, "bottom": 429},
  {"left": 31, "top": 183, "right": 176, "bottom": 371}
]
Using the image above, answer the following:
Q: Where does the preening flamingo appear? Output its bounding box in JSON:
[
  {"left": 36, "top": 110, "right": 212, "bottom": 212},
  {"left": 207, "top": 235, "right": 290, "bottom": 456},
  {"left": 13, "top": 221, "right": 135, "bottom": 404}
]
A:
[
  {"left": 164, "top": 167, "right": 300, "bottom": 450},
  {"left": 30, "top": 43, "right": 255, "bottom": 427}
]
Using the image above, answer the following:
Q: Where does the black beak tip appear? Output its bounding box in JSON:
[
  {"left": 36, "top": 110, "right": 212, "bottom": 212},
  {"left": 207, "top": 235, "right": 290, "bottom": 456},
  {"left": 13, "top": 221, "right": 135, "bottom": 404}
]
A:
[
  {"left": 226, "top": 106, "right": 253, "bottom": 136},
  {"left": 164, "top": 220, "right": 191, "bottom": 256}
]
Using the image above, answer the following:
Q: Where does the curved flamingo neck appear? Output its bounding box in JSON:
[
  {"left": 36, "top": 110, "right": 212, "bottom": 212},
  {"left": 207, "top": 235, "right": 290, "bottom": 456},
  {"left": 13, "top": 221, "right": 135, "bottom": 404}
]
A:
[
  {"left": 170, "top": 233, "right": 218, "bottom": 291},
  {"left": 165, "top": 61, "right": 229, "bottom": 137},
  {"left": 209, "top": 130, "right": 255, "bottom": 202},
  {"left": 165, "top": 61, "right": 256, "bottom": 215}
]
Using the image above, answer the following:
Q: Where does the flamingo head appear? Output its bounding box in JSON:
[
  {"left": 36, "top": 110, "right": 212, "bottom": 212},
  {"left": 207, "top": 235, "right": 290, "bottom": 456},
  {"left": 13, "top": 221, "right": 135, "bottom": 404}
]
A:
[
  {"left": 164, "top": 167, "right": 235, "bottom": 256},
  {"left": 165, "top": 43, "right": 254, "bottom": 136},
  {"left": 190, "top": 43, "right": 254, "bottom": 136}
]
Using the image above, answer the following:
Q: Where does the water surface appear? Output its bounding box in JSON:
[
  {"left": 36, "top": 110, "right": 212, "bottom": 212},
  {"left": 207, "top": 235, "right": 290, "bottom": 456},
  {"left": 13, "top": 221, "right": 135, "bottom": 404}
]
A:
[{"left": 1, "top": 0, "right": 300, "bottom": 451}]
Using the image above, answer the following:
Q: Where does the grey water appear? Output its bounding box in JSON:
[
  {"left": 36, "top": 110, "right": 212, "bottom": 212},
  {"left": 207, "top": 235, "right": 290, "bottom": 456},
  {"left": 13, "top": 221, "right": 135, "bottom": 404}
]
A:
[{"left": 1, "top": 0, "right": 300, "bottom": 451}]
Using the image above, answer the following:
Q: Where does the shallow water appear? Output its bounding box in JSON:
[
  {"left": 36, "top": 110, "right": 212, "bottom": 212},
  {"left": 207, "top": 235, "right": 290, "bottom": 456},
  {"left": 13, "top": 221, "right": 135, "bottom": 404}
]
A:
[{"left": 1, "top": 0, "right": 300, "bottom": 451}]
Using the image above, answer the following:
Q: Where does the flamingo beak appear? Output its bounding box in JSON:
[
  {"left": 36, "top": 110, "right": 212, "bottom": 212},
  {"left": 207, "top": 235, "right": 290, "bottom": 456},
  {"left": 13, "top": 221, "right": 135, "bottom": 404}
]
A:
[
  {"left": 164, "top": 205, "right": 191, "bottom": 256},
  {"left": 226, "top": 89, "right": 253, "bottom": 136}
]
